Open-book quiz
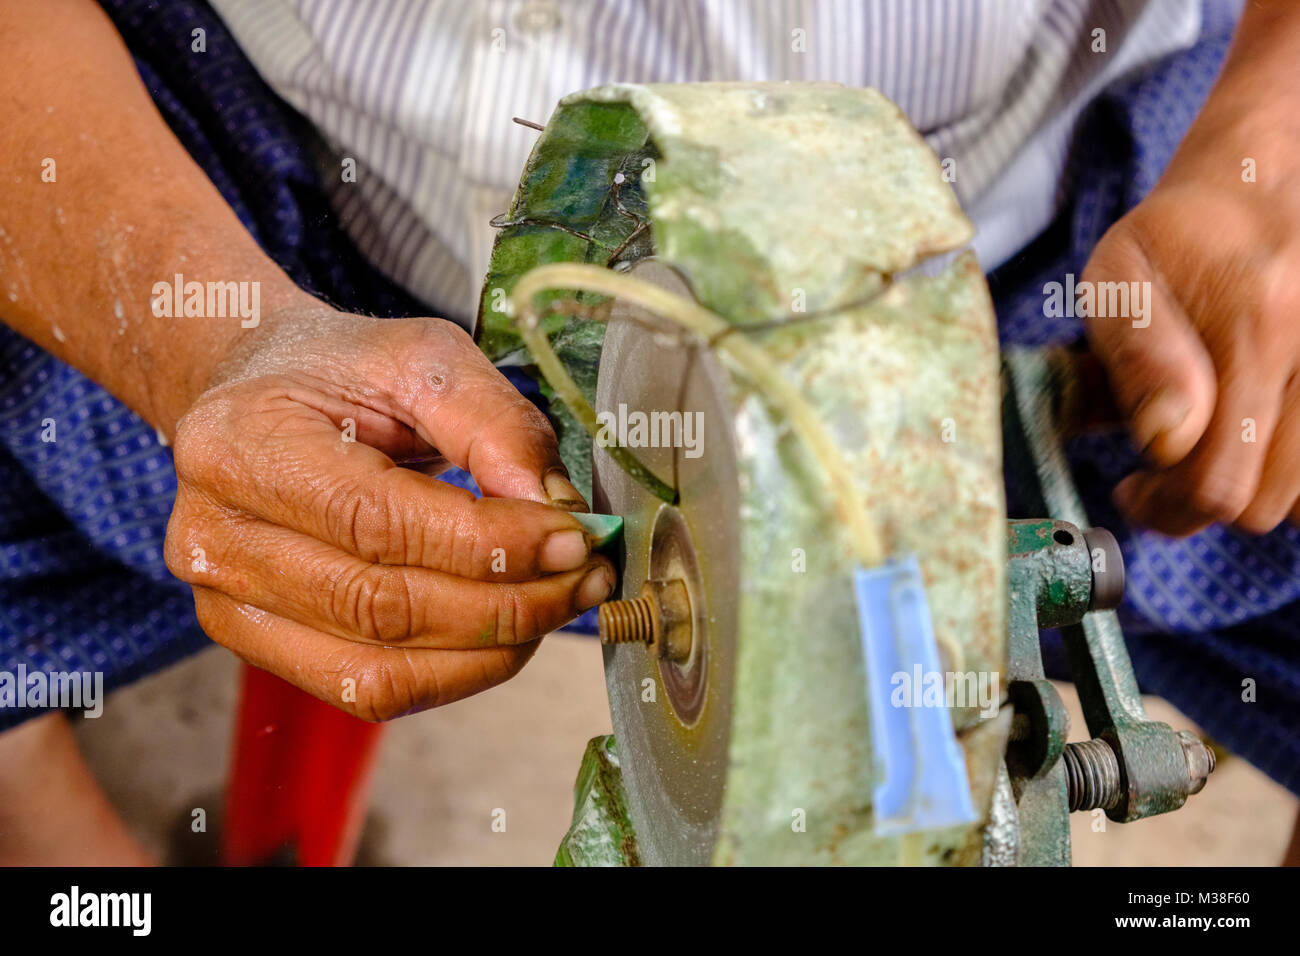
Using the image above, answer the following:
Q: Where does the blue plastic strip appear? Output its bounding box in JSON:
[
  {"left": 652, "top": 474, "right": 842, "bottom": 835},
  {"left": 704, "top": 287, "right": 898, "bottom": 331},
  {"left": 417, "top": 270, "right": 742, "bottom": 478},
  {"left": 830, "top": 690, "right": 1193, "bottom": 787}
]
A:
[{"left": 854, "top": 555, "right": 978, "bottom": 835}]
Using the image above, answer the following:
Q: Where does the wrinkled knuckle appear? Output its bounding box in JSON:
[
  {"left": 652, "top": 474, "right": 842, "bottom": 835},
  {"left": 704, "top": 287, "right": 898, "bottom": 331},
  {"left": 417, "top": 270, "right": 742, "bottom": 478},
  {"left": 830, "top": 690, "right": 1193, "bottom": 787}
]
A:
[
  {"left": 422, "top": 507, "right": 457, "bottom": 571},
  {"left": 495, "top": 646, "right": 531, "bottom": 683},
  {"left": 163, "top": 496, "right": 206, "bottom": 583},
  {"left": 1189, "top": 473, "right": 1254, "bottom": 524},
  {"left": 350, "top": 657, "right": 430, "bottom": 721},
  {"left": 427, "top": 317, "right": 473, "bottom": 349},
  {"left": 448, "top": 503, "right": 492, "bottom": 575},
  {"left": 171, "top": 391, "right": 246, "bottom": 485},
  {"left": 478, "top": 395, "right": 555, "bottom": 443},
  {"left": 170, "top": 431, "right": 198, "bottom": 484},
  {"left": 321, "top": 478, "right": 376, "bottom": 558},
  {"left": 162, "top": 518, "right": 191, "bottom": 581},
  {"left": 163, "top": 535, "right": 199, "bottom": 585},
  {"left": 321, "top": 481, "right": 360, "bottom": 553},
  {"left": 171, "top": 419, "right": 216, "bottom": 486},
  {"left": 191, "top": 591, "right": 227, "bottom": 643},
  {"left": 336, "top": 565, "right": 415, "bottom": 644},
  {"left": 372, "top": 477, "right": 410, "bottom": 564},
  {"left": 1085, "top": 219, "right": 1145, "bottom": 280},
  {"left": 345, "top": 476, "right": 411, "bottom": 564},
  {"left": 396, "top": 316, "right": 464, "bottom": 356},
  {"left": 473, "top": 404, "right": 557, "bottom": 468},
  {"left": 493, "top": 589, "right": 541, "bottom": 646},
  {"left": 513, "top": 398, "right": 554, "bottom": 436}
]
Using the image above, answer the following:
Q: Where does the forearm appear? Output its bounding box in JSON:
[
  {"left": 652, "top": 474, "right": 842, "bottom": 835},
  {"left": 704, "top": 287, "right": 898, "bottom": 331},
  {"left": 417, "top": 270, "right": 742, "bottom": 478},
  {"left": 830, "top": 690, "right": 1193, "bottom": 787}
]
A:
[
  {"left": 0, "top": 0, "right": 315, "bottom": 436},
  {"left": 1165, "top": 0, "right": 1300, "bottom": 186}
]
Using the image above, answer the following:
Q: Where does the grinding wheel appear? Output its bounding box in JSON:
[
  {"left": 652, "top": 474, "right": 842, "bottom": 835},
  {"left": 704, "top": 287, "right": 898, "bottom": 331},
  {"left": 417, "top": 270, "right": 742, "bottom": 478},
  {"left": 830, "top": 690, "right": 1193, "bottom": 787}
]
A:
[
  {"left": 592, "top": 260, "right": 739, "bottom": 866},
  {"left": 587, "top": 252, "right": 1009, "bottom": 866}
]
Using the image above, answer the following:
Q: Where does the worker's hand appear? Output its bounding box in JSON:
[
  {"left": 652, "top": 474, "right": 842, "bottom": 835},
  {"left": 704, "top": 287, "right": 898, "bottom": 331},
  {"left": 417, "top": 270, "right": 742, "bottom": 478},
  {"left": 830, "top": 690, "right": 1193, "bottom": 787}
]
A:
[
  {"left": 164, "top": 306, "right": 614, "bottom": 720},
  {"left": 1082, "top": 93, "right": 1300, "bottom": 537}
]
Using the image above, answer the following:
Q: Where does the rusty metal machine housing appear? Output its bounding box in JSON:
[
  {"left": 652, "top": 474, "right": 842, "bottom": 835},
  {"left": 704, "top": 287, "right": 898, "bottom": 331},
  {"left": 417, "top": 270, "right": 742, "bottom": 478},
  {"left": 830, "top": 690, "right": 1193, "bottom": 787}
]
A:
[{"left": 474, "top": 82, "right": 1213, "bottom": 866}]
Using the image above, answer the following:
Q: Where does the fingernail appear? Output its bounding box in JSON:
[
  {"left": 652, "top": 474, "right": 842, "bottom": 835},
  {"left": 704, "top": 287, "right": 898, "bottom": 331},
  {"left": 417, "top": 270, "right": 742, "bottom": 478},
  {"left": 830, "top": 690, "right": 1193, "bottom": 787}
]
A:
[
  {"left": 577, "top": 565, "right": 615, "bottom": 611},
  {"left": 538, "top": 529, "right": 589, "bottom": 573},
  {"left": 543, "top": 469, "right": 590, "bottom": 512},
  {"left": 1132, "top": 388, "right": 1189, "bottom": 455}
]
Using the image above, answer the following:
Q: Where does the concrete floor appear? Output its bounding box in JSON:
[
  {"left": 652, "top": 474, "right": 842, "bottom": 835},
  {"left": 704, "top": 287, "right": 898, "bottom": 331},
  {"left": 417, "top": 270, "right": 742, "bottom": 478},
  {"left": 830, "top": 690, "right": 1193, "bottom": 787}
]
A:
[{"left": 74, "top": 637, "right": 1296, "bottom": 866}]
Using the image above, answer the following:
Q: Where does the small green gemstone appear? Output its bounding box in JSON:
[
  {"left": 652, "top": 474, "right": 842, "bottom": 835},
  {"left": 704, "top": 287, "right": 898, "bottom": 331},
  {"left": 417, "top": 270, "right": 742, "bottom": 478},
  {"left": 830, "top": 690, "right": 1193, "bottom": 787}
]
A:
[{"left": 573, "top": 512, "right": 624, "bottom": 548}]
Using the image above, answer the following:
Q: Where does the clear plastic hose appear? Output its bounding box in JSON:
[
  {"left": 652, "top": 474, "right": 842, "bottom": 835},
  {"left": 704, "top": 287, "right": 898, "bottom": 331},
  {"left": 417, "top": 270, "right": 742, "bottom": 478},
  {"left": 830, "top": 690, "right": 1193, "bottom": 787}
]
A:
[{"left": 510, "top": 262, "right": 884, "bottom": 568}]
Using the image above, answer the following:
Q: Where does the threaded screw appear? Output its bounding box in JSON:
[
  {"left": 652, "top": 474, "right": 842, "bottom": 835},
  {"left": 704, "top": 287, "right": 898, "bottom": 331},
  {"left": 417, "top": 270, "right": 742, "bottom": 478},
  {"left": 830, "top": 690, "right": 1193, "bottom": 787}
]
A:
[
  {"left": 1063, "top": 738, "right": 1122, "bottom": 811},
  {"left": 598, "top": 579, "right": 693, "bottom": 662},
  {"left": 598, "top": 590, "right": 660, "bottom": 646},
  {"left": 1062, "top": 733, "right": 1217, "bottom": 813}
]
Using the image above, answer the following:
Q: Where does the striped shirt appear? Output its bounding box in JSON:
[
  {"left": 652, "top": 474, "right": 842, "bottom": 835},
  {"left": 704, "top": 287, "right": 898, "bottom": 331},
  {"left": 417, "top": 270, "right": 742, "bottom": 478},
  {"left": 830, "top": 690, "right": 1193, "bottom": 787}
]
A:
[{"left": 208, "top": 0, "right": 1209, "bottom": 329}]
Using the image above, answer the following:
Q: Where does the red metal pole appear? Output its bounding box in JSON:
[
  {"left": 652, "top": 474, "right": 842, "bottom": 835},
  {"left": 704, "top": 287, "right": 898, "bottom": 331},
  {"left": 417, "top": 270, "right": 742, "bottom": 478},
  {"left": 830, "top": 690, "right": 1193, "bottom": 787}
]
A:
[{"left": 222, "top": 664, "right": 385, "bottom": 866}]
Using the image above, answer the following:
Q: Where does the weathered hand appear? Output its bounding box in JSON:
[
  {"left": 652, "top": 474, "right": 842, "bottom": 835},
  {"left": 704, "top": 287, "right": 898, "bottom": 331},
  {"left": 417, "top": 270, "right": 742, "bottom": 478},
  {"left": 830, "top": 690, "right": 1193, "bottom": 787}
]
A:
[
  {"left": 1083, "top": 102, "right": 1300, "bottom": 537},
  {"left": 164, "top": 306, "right": 614, "bottom": 719}
]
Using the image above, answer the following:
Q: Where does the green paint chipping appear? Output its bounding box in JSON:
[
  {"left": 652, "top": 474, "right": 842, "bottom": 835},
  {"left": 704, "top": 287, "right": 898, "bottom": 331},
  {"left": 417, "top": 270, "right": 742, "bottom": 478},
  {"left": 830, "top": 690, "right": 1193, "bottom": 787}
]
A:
[
  {"left": 1048, "top": 578, "right": 1067, "bottom": 607},
  {"left": 1007, "top": 520, "right": 1055, "bottom": 555}
]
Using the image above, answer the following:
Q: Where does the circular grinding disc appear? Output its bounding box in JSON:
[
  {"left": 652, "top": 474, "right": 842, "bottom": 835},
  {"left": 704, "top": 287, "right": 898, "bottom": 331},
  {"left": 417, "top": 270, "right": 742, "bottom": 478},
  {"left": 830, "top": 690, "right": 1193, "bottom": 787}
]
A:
[{"left": 592, "top": 260, "right": 740, "bottom": 866}]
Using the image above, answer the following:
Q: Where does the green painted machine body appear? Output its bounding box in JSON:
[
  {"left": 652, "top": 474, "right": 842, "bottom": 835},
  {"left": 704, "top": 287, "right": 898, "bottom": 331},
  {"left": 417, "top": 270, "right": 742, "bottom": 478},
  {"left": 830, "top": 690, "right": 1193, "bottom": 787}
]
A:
[{"left": 1003, "top": 350, "right": 1208, "bottom": 832}]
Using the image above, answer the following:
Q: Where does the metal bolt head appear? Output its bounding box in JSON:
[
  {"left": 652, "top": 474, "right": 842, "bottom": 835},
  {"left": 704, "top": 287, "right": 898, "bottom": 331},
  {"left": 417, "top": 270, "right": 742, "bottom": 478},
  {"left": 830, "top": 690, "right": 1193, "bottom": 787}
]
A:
[
  {"left": 1082, "top": 526, "right": 1125, "bottom": 610},
  {"left": 649, "top": 579, "right": 692, "bottom": 662},
  {"left": 598, "top": 579, "right": 694, "bottom": 663},
  {"left": 1177, "top": 730, "right": 1215, "bottom": 796}
]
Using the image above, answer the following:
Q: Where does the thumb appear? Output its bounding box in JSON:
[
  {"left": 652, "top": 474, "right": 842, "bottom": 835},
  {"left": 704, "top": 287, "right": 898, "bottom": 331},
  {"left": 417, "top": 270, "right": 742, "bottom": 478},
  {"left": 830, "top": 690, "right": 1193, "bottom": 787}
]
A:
[
  {"left": 396, "top": 320, "right": 589, "bottom": 508},
  {"left": 1081, "top": 226, "right": 1216, "bottom": 467}
]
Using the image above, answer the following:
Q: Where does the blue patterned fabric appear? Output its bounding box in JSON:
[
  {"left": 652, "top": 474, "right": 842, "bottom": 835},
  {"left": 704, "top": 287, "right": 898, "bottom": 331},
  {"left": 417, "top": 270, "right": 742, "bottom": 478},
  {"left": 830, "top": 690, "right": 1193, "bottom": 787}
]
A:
[{"left": 3, "top": 1, "right": 1294, "bottom": 795}]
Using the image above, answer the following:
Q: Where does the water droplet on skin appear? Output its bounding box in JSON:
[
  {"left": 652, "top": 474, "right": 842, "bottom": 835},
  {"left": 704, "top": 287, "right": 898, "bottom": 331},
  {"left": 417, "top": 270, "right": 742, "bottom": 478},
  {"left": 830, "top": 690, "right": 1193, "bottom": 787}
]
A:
[
  {"left": 113, "top": 300, "right": 124, "bottom": 319},
  {"left": 52, "top": 325, "right": 65, "bottom": 342}
]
